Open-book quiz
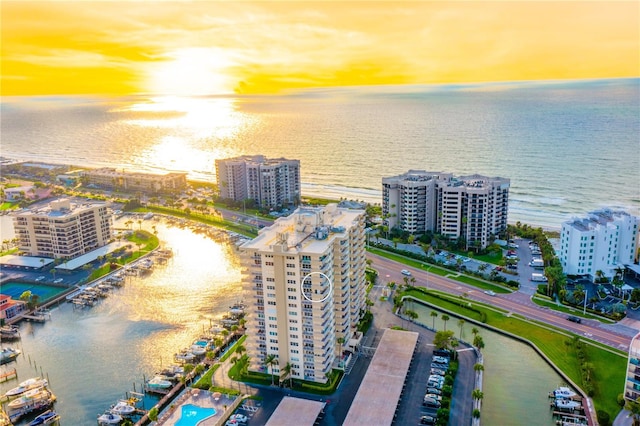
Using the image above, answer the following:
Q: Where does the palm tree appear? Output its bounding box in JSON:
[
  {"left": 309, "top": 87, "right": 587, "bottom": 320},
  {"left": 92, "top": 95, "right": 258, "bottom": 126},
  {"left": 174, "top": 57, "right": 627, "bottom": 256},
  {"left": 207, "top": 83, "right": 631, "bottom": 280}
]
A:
[
  {"left": 473, "top": 363, "right": 484, "bottom": 379},
  {"left": 625, "top": 398, "right": 640, "bottom": 426},
  {"left": 235, "top": 344, "right": 246, "bottom": 358},
  {"left": 280, "top": 361, "right": 293, "bottom": 388},
  {"left": 264, "top": 354, "right": 278, "bottom": 385},
  {"left": 472, "top": 388, "right": 484, "bottom": 402},
  {"left": 473, "top": 335, "right": 485, "bottom": 352},
  {"left": 441, "top": 314, "right": 450, "bottom": 331},
  {"left": 336, "top": 337, "right": 345, "bottom": 362},
  {"left": 471, "top": 327, "right": 479, "bottom": 338},
  {"left": 451, "top": 338, "right": 459, "bottom": 360},
  {"left": 458, "top": 319, "right": 465, "bottom": 340},
  {"left": 433, "top": 330, "right": 455, "bottom": 351},
  {"left": 430, "top": 311, "right": 438, "bottom": 329},
  {"left": 404, "top": 311, "right": 418, "bottom": 330}
]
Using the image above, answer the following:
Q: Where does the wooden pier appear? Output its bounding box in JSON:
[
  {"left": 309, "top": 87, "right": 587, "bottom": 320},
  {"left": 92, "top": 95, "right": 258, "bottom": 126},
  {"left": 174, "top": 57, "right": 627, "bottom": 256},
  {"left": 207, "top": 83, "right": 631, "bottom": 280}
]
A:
[{"left": 0, "top": 368, "right": 17, "bottom": 383}]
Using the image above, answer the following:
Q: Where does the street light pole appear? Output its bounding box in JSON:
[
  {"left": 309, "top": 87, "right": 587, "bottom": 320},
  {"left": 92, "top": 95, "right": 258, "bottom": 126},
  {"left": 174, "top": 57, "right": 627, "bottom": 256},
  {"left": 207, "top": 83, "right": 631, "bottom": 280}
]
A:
[{"left": 583, "top": 290, "right": 588, "bottom": 315}]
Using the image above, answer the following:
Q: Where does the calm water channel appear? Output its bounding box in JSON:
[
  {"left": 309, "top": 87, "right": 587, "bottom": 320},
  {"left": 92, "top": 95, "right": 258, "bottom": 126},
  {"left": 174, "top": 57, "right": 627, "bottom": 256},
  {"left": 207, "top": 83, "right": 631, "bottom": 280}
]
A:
[
  {"left": 0, "top": 218, "right": 242, "bottom": 425},
  {"left": 411, "top": 302, "right": 569, "bottom": 426}
]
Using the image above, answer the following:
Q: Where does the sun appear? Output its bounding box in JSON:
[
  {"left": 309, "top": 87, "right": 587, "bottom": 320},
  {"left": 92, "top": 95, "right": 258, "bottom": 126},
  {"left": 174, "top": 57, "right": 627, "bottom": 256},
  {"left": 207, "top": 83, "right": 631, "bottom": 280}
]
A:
[{"left": 147, "top": 48, "right": 233, "bottom": 96}]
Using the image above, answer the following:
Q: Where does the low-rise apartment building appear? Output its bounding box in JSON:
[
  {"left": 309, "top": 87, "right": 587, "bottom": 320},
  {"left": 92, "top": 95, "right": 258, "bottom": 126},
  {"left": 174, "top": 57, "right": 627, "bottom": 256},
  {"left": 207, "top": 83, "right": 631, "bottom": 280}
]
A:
[{"left": 82, "top": 168, "right": 187, "bottom": 193}]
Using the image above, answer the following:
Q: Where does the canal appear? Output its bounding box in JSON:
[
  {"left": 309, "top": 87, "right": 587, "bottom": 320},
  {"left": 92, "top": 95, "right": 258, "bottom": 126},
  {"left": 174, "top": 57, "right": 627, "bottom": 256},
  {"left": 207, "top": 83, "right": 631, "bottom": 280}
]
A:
[
  {"left": 410, "top": 301, "right": 571, "bottom": 426},
  {"left": 1, "top": 217, "right": 243, "bottom": 425}
]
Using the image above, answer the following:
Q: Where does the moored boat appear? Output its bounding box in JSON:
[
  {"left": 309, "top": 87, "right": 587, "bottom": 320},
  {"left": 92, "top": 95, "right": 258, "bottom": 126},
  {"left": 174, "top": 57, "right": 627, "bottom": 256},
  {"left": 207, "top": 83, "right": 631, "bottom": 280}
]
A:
[
  {"left": 554, "top": 398, "right": 582, "bottom": 411},
  {"left": 8, "top": 388, "right": 50, "bottom": 409},
  {"left": 551, "top": 386, "right": 577, "bottom": 399},
  {"left": 146, "top": 376, "right": 172, "bottom": 389},
  {"left": 98, "top": 411, "right": 122, "bottom": 425},
  {"left": 110, "top": 400, "right": 135, "bottom": 416},
  {"left": 0, "top": 347, "right": 21, "bottom": 365},
  {"left": 4, "top": 377, "right": 48, "bottom": 397},
  {"left": 27, "top": 409, "right": 60, "bottom": 425},
  {"left": 0, "top": 325, "right": 20, "bottom": 340},
  {"left": 174, "top": 350, "right": 195, "bottom": 362}
]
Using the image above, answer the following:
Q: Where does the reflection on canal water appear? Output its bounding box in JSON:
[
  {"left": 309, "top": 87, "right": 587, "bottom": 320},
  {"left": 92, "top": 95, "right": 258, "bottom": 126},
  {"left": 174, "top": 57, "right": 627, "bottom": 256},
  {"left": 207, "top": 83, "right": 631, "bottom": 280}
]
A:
[
  {"left": 410, "top": 301, "right": 566, "bottom": 426},
  {"left": 0, "top": 219, "right": 242, "bottom": 425}
]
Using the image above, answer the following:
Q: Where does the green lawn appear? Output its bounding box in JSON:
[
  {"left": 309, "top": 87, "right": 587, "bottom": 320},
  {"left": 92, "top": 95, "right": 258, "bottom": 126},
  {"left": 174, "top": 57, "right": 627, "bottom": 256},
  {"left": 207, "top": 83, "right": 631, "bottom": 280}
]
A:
[
  {"left": 531, "top": 295, "right": 615, "bottom": 324},
  {"left": 220, "top": 335, "right": 247, "bottom": 362},
  {"left": 0, "top": 202, "right": 18, "bottom": 211},
  {"left": 368, "top": 247, "right": 511, "bottom": 293},
  {"left": 402, "top": 287, "right": 626, "bottom": 420},
  {"left": 450, "top": 248, "right": 504, "bottom": 266}
]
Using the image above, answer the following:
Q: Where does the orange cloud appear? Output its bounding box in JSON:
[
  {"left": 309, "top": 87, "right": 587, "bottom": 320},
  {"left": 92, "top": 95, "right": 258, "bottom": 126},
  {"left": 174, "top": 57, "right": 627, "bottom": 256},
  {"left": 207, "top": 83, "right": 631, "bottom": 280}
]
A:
[{"left": 1, "top": 1, "right": 638, "bottom": 96}]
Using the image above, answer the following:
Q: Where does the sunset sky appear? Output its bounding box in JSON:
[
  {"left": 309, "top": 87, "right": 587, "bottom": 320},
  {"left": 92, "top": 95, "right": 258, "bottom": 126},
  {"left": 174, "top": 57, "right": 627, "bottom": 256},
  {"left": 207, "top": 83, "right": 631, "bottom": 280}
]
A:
[{"left": 2, "top": 1, "right": 638, "bottom": 96}]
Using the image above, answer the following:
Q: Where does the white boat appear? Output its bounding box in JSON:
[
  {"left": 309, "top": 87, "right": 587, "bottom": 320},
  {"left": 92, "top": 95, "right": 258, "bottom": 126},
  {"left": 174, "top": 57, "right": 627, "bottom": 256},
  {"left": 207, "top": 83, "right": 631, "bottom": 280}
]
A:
[
  {"left": 8, "top": 388, "right": 50, "bottom": 409},
  {"left": 147, "top": 376, "right": 172, "bottom": 389},
  {"left": 555, "top": 398, "right": 581, "bottom": 410},
  {"left": 27, "top": 410, "right": 60, "bottom": 426},
  {"left": 110, "top": 400, "right": 136, "bottom": 415},
  {"left": 0, "top": 347, "right": 21, "bottom": 365},
  {"left": 229, "top": 304, "right": 245, "bottom": 315},
  {"left": 552, "top": 386, "right": 577, "bottom": 399},
  {"left": 189, "top": 344, "right": 207, "bottom": 356},
  {"left": 98, "top": 411, "right": 122, "bottom": 424},
  {"left": 0, "top": 325, "right": 20, "bottom": 340},
  {"left": 175, "top": 350, "right": 195, "bottom": 362},
  {"left": 4, "top": 377, "right": 48, "bottom": 397}
]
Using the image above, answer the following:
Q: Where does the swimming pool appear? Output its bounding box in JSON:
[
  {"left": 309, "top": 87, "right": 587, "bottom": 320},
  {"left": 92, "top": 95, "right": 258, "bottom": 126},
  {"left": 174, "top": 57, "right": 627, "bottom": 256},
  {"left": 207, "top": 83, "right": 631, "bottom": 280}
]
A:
[{"left": 175, "top": 404, "right": 217, "bottom": 426}]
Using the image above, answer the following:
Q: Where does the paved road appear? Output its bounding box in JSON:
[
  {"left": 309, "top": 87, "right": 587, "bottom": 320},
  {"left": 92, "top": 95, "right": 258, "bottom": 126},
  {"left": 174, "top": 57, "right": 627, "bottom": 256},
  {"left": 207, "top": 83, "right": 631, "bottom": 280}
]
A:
[{"left": 368, "top": 252, "right": 635, "bottom": 352}]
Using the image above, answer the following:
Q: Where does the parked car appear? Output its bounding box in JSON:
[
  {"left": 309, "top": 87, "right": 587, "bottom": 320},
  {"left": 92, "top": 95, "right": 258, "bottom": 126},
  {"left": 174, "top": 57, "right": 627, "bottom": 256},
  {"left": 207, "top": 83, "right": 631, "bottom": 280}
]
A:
[
  {"left": 421, "top": 415, "right": 437, "bottom": 425},
  {"left": 35, "top": 276, "right": 45, "bottom": 282},
  {"left": 433, "top": 356, "right": 449, "bottom": 364},
  {"left": 431, "top": 362, "right": 448, "bottom": 370},
  {"left": 423, "top": 397, "right": 442, "bottom": 408},
  {"left": 430, "top": 368, "right": 446, "bottom": 376},
  {"left": 426, "top": 387, "right": 442, "bottom": 396},
  {"left": 53, "top": 278, "right": 64, "bottom": 283}
]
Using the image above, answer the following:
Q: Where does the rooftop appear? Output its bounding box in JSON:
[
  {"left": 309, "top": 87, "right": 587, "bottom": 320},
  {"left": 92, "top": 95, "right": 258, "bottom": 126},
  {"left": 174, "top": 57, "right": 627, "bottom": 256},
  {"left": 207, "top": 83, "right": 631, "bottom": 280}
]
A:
[
  {"left": 241, "top": 204, "right": 363, "bottom": 254},
  {"left": 12, "top": 198, "right": 107, "bottom": 219},
  {"left": 343, "top": 328, "right": 419, "bottom": 426},
  {"left": 264, "top": 396, "right": 326, "bottom": 426}
]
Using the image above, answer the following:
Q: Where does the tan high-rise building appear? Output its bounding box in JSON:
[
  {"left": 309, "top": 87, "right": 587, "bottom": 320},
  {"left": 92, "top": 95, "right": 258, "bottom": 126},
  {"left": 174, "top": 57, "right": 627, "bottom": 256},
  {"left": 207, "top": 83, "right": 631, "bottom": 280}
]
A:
[
  {"left": 12, "top": 198, "right": 113, "bottom": 259},
  {"left": 383, "top": 171, "right": 510, "bottom": 249},
  {"left": 240, "top": 204, "right": 366, "bottom": 384},
  {"left": 215, "top": 155, "right": 300, "bottom": 209}
]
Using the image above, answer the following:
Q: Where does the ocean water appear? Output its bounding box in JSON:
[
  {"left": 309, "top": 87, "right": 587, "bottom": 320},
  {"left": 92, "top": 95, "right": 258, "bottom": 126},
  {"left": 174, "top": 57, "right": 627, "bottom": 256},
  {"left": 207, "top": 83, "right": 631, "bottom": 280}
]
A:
[{"left": 1, "top": 78, "right": 639, "bottom": 229}]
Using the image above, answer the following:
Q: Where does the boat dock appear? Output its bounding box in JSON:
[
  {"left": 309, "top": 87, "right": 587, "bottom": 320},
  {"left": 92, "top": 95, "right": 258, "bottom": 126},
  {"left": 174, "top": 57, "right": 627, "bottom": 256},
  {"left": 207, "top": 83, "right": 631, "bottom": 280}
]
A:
[
  {"left": 22, "top": 312, "right": 50, "bottom": 323},
  {"left": 0, "top": 368, "right": 17, "bottom": 383}
]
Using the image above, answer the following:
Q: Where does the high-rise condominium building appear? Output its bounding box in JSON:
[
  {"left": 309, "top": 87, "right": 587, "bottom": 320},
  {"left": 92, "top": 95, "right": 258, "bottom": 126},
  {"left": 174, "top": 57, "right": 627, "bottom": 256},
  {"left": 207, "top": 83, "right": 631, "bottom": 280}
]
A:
[
  {"left": 382, "top": 170, "right": 510, "bottom": 249},
  {"left": 240, "top": 204, "right": 366, "bottom": 384},
  {"left": 12, "top": 198, "right": 113, "bottom": 259},
  {"left": 559, "top": 209, "right": 639, "bottom": 279},
  {"left": 215, "top": 155, "right": 301, "bottom": 209}
]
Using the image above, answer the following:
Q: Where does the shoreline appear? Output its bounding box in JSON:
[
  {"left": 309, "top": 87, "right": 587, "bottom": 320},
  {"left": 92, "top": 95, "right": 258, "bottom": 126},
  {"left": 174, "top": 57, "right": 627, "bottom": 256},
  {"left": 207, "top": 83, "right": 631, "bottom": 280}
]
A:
[{"left": 0, "top": 159, "right": 603, "bottom": 233}]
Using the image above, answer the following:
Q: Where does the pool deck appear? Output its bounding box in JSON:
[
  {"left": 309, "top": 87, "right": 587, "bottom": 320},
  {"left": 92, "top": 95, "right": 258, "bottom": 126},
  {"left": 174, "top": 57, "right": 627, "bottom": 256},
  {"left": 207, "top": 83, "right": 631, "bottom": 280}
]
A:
[{"left": 155, "top": 388, "right": 237, "bottom": 426}]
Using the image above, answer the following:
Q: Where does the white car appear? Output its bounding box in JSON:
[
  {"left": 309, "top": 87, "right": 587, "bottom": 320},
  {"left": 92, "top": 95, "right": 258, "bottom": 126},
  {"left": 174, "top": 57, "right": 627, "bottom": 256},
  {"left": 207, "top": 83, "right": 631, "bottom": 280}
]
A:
[
  {"left": 401, "top": 269, "right": 411, "bottom": 276},
  {"left": 484, "top": 290, "right": 496, "bottom": 296},
  {"left": 35, "top": 276, "right": 46, "bottom": 282},
  {"left": 228, "top": 414, "right": 248, "bottom": 423},
  {"left": 53, "top": 278, "right": 64, "bottom": 283}
]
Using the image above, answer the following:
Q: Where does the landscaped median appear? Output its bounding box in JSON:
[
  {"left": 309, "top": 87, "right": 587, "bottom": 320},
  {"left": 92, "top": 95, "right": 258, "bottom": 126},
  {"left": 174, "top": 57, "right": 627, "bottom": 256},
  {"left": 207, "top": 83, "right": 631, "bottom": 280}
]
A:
[{"left": 399, "top": 286, "right": 626, "bottom": 425}]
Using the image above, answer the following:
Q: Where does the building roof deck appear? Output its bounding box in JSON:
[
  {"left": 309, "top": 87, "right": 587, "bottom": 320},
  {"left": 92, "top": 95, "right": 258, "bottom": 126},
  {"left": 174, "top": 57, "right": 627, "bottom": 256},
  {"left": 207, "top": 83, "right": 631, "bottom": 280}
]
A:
[
  {"left": 264, "top": 396, "right": 326, "bottom": 426},
  {"left": 343, "top": 328, "right": 419, "bottom": 426}
]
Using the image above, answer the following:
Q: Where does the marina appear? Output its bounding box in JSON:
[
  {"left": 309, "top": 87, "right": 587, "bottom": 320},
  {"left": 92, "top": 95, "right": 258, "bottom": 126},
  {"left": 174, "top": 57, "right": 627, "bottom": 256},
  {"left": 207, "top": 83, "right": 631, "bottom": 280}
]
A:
[{"left": 0, "top": 218, "right": 243, "bottom": 425}]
